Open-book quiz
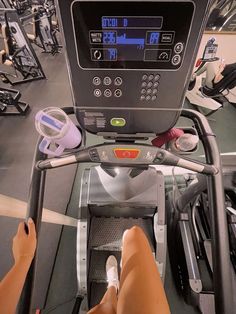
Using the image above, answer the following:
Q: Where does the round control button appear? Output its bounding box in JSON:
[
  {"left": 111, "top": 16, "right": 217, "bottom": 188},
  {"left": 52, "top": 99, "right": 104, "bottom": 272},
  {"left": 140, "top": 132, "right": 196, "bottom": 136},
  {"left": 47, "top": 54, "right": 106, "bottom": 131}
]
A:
[
  {"left": 141, "top": 89, "right": 146, "bottom": 94},
  {"left": 154, "top": 74, "right": 160, "bottom": 81},
  {"left": 147, "top": 82, "right": 153, "bottom": 88},
  {"left": 93, "top": 77, "right": 101, "bottom": 86},
  {"left": 147, "top": 89, "right": 152, "bottom": 95},
  {"left": 148, "top": 74, "right": 154, "bottom": 81},
  {"left": 103, "top": 76, "right": 112, "bottom": 85},
  {"left": 140, "top": 95, "right": 145, "bottom": 100},
  {"left": 114, "top": 89, "right": 122, "bottom": 97},
  {"left": 172, "top": 55, "right": 181, "bottom": 66},
  {"left": 146, "top": 95, "right": 151, "bottom": 101},
  {"left": 152, "top": 95, "right": 157, "bottom": 101},
  {"left": 142, "top": 74, "right": 148, "bottom": 80},
  {"left": 141, "top": 82, "right": 147, "bottom": 88},
  {"left": 104, "top": 89, "right": 112, "bottom": 97},
  {"left": 94, "top": 89, "right": 102, "bottom": 97},
  {"left": 153, "top": 82, "right": 159, "bottom": 88},
  {"left": 114, "top": 77, "right": 123, "bottom": 86},
  {"left": 152, "top": 89, "right": 158, "bottom": 95},
  {"left": 174, "top": 42, "right": 184, "bottom": 54}
]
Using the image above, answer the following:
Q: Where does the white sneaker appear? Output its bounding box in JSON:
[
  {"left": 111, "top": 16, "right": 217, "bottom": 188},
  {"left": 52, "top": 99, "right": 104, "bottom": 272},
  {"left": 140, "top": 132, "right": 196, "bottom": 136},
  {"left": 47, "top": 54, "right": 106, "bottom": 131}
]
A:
[{"left": 106, "top": 255, "right": 119, "bottom": 291}]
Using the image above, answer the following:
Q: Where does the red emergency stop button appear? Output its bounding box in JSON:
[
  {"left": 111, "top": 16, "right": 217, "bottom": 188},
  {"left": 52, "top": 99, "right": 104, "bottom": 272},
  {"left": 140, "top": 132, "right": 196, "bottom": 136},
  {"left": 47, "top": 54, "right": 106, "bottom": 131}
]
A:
[{"left": 114, "top": 148, "right": 140, "bottom": 159}]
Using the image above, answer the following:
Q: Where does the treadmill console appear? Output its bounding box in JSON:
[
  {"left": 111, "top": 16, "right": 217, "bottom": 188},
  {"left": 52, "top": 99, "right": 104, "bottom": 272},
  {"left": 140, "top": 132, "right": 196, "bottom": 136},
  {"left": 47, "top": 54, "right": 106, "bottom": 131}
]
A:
[
  {"left": 72, "top": 2, "right": 193, "bottom": 70},
  {"left": 57, "top": 0, "right": 211, "bottom": 135}
]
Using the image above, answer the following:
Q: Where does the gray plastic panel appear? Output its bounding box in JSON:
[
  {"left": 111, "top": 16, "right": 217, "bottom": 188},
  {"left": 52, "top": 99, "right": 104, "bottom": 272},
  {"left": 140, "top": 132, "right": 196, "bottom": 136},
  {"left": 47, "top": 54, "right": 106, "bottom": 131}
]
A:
[{"left": 87, "top": 166, "right": 163, "bottom": 218}]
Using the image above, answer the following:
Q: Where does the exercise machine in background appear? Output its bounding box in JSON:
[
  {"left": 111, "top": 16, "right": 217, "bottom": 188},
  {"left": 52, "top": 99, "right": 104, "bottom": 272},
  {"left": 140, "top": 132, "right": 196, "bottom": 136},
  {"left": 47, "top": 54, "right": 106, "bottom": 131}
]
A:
[
  {"left": 186, "top": 37, "right": 236, "bottom": 116},
  {"left": 26, "top": 0, "right": 61, "bottom": 55},
  {"left": 21, "top": 1, "right": 62, "bottom": 55},
  {"left": 0, "top": 86, "right": 29, "bottom": 115},
  {"left": 0, "top": 8, "right": 45, "bottom": 85},
  {"left": 17, "top": 1, "right": 234, "bottom": 314},
  {"left": 7, "top": 0, "right": 31, "bottom": 15}
]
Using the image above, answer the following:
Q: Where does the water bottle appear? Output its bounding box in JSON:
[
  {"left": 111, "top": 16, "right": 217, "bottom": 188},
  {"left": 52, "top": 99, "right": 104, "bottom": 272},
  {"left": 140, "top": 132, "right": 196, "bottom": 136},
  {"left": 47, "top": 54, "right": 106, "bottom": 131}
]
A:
[
  {"left": 168, "top": 133, "right": 199, "bottom": 153},
  {"left": 35, "top": 107, "right": 82, "bottom": 156}
]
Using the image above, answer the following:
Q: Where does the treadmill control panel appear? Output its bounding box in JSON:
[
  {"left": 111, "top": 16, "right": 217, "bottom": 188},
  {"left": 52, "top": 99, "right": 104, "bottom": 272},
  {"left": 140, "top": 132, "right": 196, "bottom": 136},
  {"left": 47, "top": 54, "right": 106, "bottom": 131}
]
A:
[
  {"left": 72, "top": 1, "right": 194, "bottom": 70},
  {"left": 89, "top": 145, "right": 158, "bottom": 164},
  {"left": 58, "top": 0, "right": 211, "bottom": 135}
]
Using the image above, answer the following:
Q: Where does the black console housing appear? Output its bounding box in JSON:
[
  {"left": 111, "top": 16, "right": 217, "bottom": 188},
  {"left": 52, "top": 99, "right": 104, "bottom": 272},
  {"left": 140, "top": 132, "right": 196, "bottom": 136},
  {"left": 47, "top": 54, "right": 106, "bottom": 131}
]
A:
[{"left": 57, "top": 0, "right": 212, "bottom": 135}]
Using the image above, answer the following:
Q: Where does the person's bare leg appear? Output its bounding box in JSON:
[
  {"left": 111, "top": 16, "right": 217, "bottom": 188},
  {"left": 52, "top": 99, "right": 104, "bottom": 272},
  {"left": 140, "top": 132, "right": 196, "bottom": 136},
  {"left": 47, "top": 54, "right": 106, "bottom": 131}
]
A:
[
  {"left": 88, "top": 286, "right": 117, "bottom": 314},
  {"left": 117, "top": 226, "right": 170, "bottom": 314},
  {"left": 100, "top": 286, "right": 118, "bottom": 308}
]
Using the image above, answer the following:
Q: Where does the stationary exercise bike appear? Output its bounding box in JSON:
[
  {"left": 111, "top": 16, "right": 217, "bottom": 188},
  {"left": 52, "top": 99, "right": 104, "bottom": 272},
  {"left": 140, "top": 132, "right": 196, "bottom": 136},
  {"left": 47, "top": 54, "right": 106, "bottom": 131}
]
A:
[{"left": 18, "top": 1, "right": 234, "bottom": 314}]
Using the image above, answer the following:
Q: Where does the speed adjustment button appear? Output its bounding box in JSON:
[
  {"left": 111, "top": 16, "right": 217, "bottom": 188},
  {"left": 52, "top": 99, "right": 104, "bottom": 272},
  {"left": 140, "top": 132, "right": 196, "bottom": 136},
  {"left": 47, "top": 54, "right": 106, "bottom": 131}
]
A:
[{"left": 172, "top": 55, "right": 181, "bottom": 66}]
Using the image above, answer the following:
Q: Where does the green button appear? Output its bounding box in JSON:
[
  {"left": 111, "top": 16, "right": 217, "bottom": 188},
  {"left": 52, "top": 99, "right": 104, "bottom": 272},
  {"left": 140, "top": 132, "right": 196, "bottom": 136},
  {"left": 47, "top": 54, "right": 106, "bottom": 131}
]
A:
[{"left": 110, "top": 118, "right": 126, "bottom": 127}]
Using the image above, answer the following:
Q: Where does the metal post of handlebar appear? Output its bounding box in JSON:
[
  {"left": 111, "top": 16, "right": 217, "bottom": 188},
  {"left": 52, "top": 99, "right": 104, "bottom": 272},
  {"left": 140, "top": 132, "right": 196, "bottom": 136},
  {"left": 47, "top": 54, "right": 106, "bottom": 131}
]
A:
[
  {"left": 18, "top": 107, "right": 74, "bottom": 314},
  {"left": 18, "top": 137, "right": 46, "bottom": 314},
  {"left": 181, "top": 109, "right": 233, "bottom": 314}
]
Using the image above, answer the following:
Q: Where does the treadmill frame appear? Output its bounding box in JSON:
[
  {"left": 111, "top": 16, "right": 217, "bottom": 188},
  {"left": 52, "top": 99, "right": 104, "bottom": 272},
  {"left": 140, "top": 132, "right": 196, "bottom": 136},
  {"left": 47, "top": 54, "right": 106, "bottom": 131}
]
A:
[{"left": 18, "top": 108, "right": 233, "bottom": 314}]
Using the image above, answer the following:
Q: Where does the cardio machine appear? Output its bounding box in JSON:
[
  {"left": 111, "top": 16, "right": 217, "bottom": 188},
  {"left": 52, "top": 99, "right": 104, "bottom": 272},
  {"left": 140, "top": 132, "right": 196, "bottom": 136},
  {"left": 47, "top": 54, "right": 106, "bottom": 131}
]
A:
[
  {"left": 186, "top": 37, "right": 236, "bottom": 116},
  {"left": 19, "top": 1, "right": 234, "bottom": 314}
]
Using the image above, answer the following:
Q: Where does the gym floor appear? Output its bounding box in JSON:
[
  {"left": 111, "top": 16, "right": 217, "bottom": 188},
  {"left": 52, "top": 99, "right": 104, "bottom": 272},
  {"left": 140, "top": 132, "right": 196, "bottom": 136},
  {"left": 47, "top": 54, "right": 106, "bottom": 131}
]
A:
[{"left": 0, "top": 44, "right": 236, "bottom": 313}]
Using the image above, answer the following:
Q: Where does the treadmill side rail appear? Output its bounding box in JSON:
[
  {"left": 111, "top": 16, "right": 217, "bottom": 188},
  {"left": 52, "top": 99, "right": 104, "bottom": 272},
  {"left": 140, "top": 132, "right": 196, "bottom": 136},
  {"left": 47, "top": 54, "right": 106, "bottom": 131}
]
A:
[{"left": 179, "top": 221, "right": 203, "bottom": 294}]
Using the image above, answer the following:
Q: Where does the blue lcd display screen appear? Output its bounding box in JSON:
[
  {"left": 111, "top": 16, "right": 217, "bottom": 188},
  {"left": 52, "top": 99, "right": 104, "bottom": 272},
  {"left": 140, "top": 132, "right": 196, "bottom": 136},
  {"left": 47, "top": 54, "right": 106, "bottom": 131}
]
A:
[
  {"left": 102, "top": 16, "right": 163, "bottom": 29},
  {"left": 101, "top": 31, "right": 160, "bottom": 46},
  {"left": 88, "top": 17, "right": 166, "bottom": 61},
  {"left": 88, "top": 19, "right": 164, "bottom": 61},
  {"left": 72, "top": 1, "right": 194, "bottom": 68}
]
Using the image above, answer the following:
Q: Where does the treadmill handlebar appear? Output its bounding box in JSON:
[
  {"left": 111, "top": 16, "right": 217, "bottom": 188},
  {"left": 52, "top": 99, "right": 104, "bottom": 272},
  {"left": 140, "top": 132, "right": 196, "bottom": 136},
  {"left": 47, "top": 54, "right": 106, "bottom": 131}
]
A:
[
  {"left": 156, "top": 149, "right": 218, "bottom": 175},
  {"left": 36, "top": 144, "right": 218, "bottom": 175}
]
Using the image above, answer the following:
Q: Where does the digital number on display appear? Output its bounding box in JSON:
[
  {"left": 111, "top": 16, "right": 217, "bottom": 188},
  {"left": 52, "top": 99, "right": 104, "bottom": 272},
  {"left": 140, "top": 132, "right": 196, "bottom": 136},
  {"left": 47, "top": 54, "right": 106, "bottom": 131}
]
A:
[{"left": 102, "top": 16, "right": 163, "bottom": 29}]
